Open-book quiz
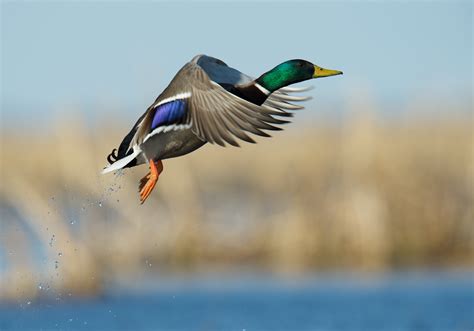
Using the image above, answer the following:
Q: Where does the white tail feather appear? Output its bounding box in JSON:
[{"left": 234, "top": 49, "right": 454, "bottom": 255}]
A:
[{"left": 101, "top": 149, "right": 140, "bottom": 174}]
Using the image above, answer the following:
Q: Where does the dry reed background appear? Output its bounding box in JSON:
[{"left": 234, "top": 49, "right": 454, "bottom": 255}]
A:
[{"left": 0, "top": 102, "right": 473, "bottom": 301}]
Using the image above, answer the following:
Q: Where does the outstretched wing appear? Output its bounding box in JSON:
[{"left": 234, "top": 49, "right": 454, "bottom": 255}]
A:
[{"left": 186, "top": 63, "right": 292, "bottom": 146}]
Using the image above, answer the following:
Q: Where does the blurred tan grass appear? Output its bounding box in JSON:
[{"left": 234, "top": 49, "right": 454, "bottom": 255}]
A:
[{"left": 0, "top": 107, "right": 473, "bottom": 300}]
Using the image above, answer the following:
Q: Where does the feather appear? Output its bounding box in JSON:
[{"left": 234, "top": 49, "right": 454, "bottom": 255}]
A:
[
  {"left": 271, "top": 93, "right": 313, "bottom": 102},
  {"left": 278, "top": 85, "right": 314, "bottom": 93},
  {"left": 151, "top": 99, "right": 187, "bottom": 130},
  {"left": 101, "top": 148, "right": 140, "bottom": 174},
  {"left": 264, "top": 99, "right": 305, "bottom": 110}
]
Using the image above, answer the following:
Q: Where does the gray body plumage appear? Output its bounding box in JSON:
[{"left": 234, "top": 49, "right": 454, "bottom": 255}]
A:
[{"left": 139, "top": 128, "right": 205, "bottom": 163}]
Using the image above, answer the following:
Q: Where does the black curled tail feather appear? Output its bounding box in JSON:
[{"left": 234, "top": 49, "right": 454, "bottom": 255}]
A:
[
  {"left": 106, "top": 136, "right": 138, "bottom": 169},
  {"left": 107, "top": 149, "right": 118, "bottom": 164},
  {"left": 106, "top": 120, "right": 141, "bottom": 167},
  {"left": 117, "top": 125, "right": 138, "bottom": 156},
  {"left": 107, "top": 132, "right": 137, "bottom": 168}
]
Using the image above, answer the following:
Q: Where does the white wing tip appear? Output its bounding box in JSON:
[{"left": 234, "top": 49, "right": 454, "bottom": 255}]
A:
[{"left": 279, "top": 85, "right": 314, "bottom": 93}]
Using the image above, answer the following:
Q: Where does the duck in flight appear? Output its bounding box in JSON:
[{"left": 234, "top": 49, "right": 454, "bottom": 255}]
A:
[{"left": 103, "top": 55, "right": 342, "bottom": 203}]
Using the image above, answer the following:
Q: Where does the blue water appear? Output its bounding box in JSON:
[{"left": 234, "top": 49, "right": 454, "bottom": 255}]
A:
[{"left": 1, "top": 272, "right": 473, "bottom": 331}]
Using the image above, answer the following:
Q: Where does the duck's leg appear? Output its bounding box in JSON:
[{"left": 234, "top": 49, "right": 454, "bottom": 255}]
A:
[{"left": 138, "top": 159, "right": 164, "bottom": 204}]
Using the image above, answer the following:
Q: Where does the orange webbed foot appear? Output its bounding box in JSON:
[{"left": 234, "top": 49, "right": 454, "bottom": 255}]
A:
[{"left": 138, "top": 160, "right": 163, "bottom": 204}]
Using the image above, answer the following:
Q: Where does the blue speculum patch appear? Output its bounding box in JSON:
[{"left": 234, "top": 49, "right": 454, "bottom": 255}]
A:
[{"left": 151, "top": 100, "right": 187, "bottom": 130}]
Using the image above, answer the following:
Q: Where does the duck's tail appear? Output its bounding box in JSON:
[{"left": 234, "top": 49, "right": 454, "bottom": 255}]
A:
[
  {"left": 101, "top": 148, "right": 140, "bottom": 174},
  {"left": 102, "top": 116, "right": 143, "bottom": 174}
]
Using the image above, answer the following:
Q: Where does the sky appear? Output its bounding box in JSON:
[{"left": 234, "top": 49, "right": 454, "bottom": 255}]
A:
[{"left": 1, "top": 1, "right": 472, "bottom": 127}]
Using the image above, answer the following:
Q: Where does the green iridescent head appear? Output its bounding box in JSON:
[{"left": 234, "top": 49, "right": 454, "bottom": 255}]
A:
[{"left": 256, "top": 59, "right": 343, "bottom": 92}]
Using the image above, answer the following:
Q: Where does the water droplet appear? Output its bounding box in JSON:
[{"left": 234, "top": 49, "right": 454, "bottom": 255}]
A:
[
  {"left": 70, "top": 219, "right": 75, "bottom": 225},
  {"left": 27, "top": 301, "right": 31, "bottom": 305},
  {"left": 58, "top": 252, "right": 62, "bottom": 257},
  {"left": 49, "top": 235, "right": 55, "bottom": 247},
  {"left": 99, "top": 202, "right": 103, "bottom": 207},
  {"left": 38, "top": 284, "right": 43, "bottom": 290}
]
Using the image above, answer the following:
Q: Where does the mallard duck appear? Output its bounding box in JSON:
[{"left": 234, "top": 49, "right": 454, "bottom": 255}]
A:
[{"left": 103, "top": 55, "right": 342, "bottom": 203}]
